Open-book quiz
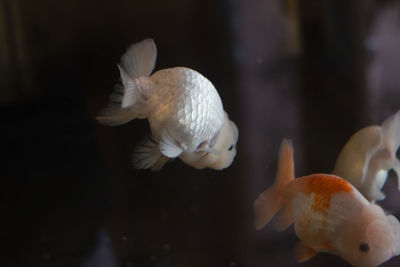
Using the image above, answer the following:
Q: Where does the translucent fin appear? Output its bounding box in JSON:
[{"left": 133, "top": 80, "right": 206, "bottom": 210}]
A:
[
  {"left": 118, "top": 38, "right": 157, "bottom": 110},
  {"left": 132, "top": 135, "right": 169, "bottom": 171},
  {"left": 295, "top": 242, "right": 318, "bottom": 263},
  {"left": 96, "top": 107, "right": 137, "bottom": 126},
  {"left": 117, "top": 66, "right": 149, "bottom": 115},
  {"left": 120, "top": 38, "right": 157, "bottom": 79},
  {"left": 118, "top": 65, "right": 140, "bottom": 109},
  {"left": 273, "top": 203, "right": 294, "bottom": 231},
  {"left": 275, "top": 139, "right": 295, "bottom": 188},
  {"left": 159, "top": 130, "right": 184, "bottom": 158},
  {"left": 96, "top": 85, "right": 138, "bottom": 126},
  {"left": 254, "top": 139, "right": 295, "bottom": 230}
]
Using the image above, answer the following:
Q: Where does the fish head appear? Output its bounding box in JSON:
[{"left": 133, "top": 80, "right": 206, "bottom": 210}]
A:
[
  {"left": 179, "top": 113, "right": 238, "bottom": 170},
  {"left": 335, "top": 204, "right": 400, "bottom": 267},
  {"left": 207, "top": 114, "right": 238, "bottom": 170}
]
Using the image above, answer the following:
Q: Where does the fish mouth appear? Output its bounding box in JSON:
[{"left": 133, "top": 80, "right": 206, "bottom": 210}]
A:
[{"left": 200, "top": 152, "right": 209, "bottom": 159}]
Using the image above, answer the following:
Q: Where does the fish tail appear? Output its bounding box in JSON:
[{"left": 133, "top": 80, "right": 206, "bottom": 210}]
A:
[
  {"left": 96, "top": 84, "right": 138, "bottom": 126},
  {"left": 254, "top": 139, "right": 295, "bottom": 230},
  {"left": 96, "top": 39, "right": 157, "bottom": 126},
  {"left": 96, "top": 83, "right": 146, "bottom": 126},
  {"left": 119, "top": 38, "right": 156, "bottom": 109},
  {"left": 120, "top": 38, "right": 157, "bottom": 79}
]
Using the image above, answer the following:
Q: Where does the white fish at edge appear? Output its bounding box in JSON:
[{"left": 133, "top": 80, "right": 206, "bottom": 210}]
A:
[
  {"left": 333, "top": 110, "right": 400, "bottom": 201},
  {"left": 96, "top": 38, "right": 238, "bottom": 171}
]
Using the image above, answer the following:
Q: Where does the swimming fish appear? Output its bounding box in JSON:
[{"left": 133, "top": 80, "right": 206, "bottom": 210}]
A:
[
  {"left": 333, "top": 110, "right": 400, "bottom": 201},
  {"left": 254, "top": 139, "right": 400, "bottom": 267},
  {"left": 96, "top": 39, "right": 238, "bottom": 171}
]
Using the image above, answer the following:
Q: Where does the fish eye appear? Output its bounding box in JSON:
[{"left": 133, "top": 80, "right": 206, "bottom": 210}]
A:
[
  {"left": 359, "top": 243, "right": 369, "bottom": 253},
  {"left": 228, "top": 144, "right": 234, "bottom": 151}
]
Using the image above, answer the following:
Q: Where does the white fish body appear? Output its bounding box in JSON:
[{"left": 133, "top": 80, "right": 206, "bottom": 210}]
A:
[
  {"left": 333, "top": 110, "right": 400, "bottom": 201},
  {"left": 97, "top": 39, "right": 238, "bottom": 170}
]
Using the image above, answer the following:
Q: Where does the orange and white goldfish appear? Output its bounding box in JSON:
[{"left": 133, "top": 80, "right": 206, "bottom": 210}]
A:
[
  {"left": 96, "top": 39, "right": 238, "bottom": 171},
  {"left": 254, "top": 139, "right": 400, "bottom": 267}
]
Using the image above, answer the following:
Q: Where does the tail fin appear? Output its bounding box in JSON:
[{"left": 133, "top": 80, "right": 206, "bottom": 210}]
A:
[
  {"left": 120, "top": 38, "right": 157, "bottom": 79},
  {"left": 96, "top": 84, "right": 138, "bottom": 126},
  {"left": 254, "top": 139, "right": 295, "bottom": 230},
  {"left": 96, "top": 39, "right": 157, "bottom": 126},
  {"left": 119, "top": 39, "right": 157, "bottom": 108}
]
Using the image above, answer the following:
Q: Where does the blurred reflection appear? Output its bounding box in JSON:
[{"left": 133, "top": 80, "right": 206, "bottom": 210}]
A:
[
  {"left": 81, "top": 230, "right": 117, "bottom": 267},
  {"left": 367, "top": 4, "right": 400, "bottom": 121}
]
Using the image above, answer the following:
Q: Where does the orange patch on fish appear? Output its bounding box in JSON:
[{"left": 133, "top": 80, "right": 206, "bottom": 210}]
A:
[{"left": 299, "top": 174, "right": 354, "bottom": 215}]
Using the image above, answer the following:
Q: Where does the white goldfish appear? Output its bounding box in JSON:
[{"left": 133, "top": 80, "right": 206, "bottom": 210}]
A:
[
  {"left": 254, "top": 139, "right": 400, "bottom": 267},
  {"left": 333, "top": 110, "right": 400, "bottom": 201},
  {"left": 96, "top": 39, "right": 238, "bottom": 171}
]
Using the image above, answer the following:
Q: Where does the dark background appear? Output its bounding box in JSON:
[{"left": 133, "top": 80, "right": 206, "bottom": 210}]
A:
[{"left": 2, "top": 0, "right": 400, "bottom": 266}]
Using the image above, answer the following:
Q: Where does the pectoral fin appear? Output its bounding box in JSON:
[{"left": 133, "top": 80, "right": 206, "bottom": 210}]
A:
[
  {"left": 132, "top": 135, "right": 170, "bottom": 171},
  {"left": 295, "top": 241, "right": 337, "bottom": 263},
  {"left": 273, "top": 203, "right": 294, "bottom": 231},
  {"left": 295, "top": 242, "right": 318, "bottom": 263},
  {"left": 159, "top": 130, "right": 184, "bottom": 158}
]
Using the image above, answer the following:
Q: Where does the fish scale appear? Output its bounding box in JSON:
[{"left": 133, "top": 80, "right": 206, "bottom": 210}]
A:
[{"left": 149, "top": 67, "right": 225, "bottom": 150}]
